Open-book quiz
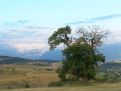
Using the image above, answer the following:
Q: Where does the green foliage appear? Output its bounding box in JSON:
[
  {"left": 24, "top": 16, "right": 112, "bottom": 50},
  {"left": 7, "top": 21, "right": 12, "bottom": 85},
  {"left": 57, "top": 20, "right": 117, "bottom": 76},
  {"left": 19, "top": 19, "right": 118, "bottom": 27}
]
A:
[
  {"left": 59, "top": 43, "right": 105, "bottom": 81},
  {"left": 48, "top": 81, "right": 64, "bottom": 87},
  {"left": 45, "top": 68, "right": 53, "bottom": 71},
  {"left": 23, "top": 83, "right": 30, "bottom": 88},
  {"left": 95, "top": 73, "right": 108, "bottom": 82},
  {"left": 97, "top": 62, "right": 121, "bottom": 83},
  {"left": 22, "top": 80, "right": 31, "bottom": 88},
  {"left": 48, "top": 80, "right": 94, "bottom": 87},
  {"left": 58, "top": 69, "right": 66, "bottom": 81},
  {"left": 95, "top": 72, "right": 121, "bottom": 83},
  {"left": 48, "top": 26, "right": 71, "bottom": 50},
  {"left": 99, "top": 62, "right": 121, "bottom": 72},
  {"left": 48, "top": 25, "right": 108, "bottom": 81}
]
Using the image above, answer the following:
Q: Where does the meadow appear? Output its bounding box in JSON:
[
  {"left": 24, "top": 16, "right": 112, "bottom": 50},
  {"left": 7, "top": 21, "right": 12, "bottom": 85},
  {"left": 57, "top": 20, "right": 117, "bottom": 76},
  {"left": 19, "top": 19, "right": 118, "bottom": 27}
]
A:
[
  {"left": 1, "top": 83, "right": 121, "bottom": 91},
  {"left": 1, "top": 64, "right": 121, "bottom": 91},
  {"left": 0, "top": 64, "right": 58, "bottom": 89}
]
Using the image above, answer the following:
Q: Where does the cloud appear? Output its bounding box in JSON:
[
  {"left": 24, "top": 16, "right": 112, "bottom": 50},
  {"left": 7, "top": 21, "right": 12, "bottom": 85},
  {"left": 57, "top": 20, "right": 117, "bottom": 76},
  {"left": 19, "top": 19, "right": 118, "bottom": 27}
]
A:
[
  {"left": 0, "top": 25, "right": 54, "bottom": 40},
  {"left": 106, "top": 29, "right": 121, "bottom": 44},
  {"left": 26, "top": 26, "right": 55, "bottom": 30},
  {"left": 5, "top": 20, "right": 29, "bottom": 26},
  {"left": 0, "top": 39, "right": 49, "bottom": 55},
  {"left": 91, "top": 14, "right": 121, "bottom": 21},
  {"left": 68, "top": 14, "right": 121, "bottom": 25},
  {"left": 68, "top": 20, "right": 93, "bottom": 25},
  {"left": 0, "top": 24, "right": 55, "bottom": 56},
  {"left": 17, "top": 20, "right": 29, "bottom": 24},
  {"left": 10, "top": 42, "right": 49, "bottom": 54}
]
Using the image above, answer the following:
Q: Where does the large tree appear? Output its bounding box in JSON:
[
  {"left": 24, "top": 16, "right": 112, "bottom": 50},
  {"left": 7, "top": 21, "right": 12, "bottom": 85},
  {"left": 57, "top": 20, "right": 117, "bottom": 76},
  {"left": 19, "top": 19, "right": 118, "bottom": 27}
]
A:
[{"left": 48, "top": 25, "right": 108, "bottom": 81}]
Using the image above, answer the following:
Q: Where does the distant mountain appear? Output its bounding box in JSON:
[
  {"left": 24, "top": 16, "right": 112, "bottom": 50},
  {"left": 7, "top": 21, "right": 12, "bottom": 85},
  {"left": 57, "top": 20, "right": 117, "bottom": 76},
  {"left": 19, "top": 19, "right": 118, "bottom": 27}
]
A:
[
  {"left": 0, "top": 43, "right": 121, "bottom": 61},
  {"left": 101, "top": 43, "right": 121, "bottom": 61},
  {"left": 40, "top": 49, "right": 63, "bottom": 61},
  {"left": 0, "top": 44, "right": 62, "bottom": 60},
  {"left": 40, "top": 43, "right": 121, "bottom": 61}
]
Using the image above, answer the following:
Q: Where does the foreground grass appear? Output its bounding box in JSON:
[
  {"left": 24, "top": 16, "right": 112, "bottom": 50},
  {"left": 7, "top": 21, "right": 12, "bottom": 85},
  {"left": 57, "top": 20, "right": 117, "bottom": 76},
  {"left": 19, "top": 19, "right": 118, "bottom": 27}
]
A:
[
  {"left": 0, "top": 64, "right": 58, "bottom": 89},
  {"left": 1, "top": 83, "right": 121, "bottom": 91},
  {"left": 1, "top": 64, "right": 121, "bottom": 91}
]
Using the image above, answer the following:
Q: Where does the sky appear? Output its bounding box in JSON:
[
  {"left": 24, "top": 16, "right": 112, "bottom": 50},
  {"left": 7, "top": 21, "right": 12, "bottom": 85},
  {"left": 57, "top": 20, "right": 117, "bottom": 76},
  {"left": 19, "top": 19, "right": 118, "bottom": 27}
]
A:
[{"left": 0, "top": 0, "right": 121, "bottom": 59}]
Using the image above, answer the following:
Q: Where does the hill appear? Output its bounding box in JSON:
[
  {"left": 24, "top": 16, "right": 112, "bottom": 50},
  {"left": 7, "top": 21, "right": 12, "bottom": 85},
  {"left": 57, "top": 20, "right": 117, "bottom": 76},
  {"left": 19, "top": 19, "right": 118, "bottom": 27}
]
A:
[
  {"left": 0, "top": 56, "right": 59, "bottom": 64},
  {"left": 0, "top": 56, "right": 32, "bottom": 64},
  {"left": 99, "top": 62, "right": 121, "bottom": 72}
]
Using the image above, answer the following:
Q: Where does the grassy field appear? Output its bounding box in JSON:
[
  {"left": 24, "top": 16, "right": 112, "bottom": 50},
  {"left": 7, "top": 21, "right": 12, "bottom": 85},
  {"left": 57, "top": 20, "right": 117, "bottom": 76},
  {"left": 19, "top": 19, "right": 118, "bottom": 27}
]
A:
[
  {"left": 1, "top": 83, "right": 121, "bottom": 91},
  {"left": 1, "top": 64, "right": 121, "bottom": 91},
  {"left": 0, "top": 64, "right": 58, "bottom": 89}
]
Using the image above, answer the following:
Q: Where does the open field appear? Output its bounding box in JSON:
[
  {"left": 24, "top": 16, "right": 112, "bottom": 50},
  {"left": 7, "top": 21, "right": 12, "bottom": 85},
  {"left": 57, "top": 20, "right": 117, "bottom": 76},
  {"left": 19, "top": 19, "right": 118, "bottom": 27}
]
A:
[
  {"left": 1, "top": 83, "right": 121, "bottom": 91},
  {"left": 0, "top": 64, "right": 58, "bottom": 89},
  {"left": 1, "top": 64, "right": 121, "bottom": 91}
]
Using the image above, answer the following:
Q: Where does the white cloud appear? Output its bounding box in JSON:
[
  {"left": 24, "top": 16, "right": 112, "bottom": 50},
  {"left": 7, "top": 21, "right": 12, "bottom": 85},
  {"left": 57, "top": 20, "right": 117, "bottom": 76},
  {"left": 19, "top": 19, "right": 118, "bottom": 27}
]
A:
[
  {"left": 0, "top": 25, "right": 55, "bottom": 55},
  {"left": 0, "top": 39, "right": 49, "bottom": 55},
  {"left": 106, "top": 29, "right": 121, "bottom": 44},
  {"left": 9, "top": 42, "right": 49, "bottom": 54}
]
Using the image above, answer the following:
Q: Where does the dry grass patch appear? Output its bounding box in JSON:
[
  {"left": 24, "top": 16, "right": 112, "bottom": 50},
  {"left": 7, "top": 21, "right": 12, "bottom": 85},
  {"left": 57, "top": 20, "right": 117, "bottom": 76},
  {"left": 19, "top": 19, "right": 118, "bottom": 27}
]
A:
[{"left": 0, "top": 64, "right": 59, "bottom": 89}]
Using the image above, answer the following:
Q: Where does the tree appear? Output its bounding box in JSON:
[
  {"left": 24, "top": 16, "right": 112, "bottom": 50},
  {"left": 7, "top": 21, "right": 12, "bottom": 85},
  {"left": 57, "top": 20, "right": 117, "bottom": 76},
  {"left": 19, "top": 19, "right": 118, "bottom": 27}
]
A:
[
  {"left": 76, "top": 25, "right": 108, "bottom": 49},
  {"left": 48, "top": 26, "right": 72, "bottom": 50},
  {"left": 48, "top": 25, "right": 108, "bottom": 81},
  {"left": 60, "top": 43, "right": 105, "bottom": 81}
]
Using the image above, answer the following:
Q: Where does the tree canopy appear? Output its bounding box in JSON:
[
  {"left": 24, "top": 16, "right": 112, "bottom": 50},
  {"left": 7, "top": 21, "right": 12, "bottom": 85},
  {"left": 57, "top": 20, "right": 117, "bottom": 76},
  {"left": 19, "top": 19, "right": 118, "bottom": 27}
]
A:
[
  {"left": 48, "top": 26, "right": 72, "bottom": 50},
  {"left": 48, "top": 25, "right": 108, "bottom": 81}
]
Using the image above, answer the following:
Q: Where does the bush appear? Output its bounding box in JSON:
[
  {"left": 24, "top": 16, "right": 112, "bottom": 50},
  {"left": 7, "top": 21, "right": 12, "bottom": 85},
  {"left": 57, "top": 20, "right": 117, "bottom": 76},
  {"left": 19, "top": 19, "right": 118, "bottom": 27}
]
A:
[
  {"left": 48, "top": 80, "right": 94, "bottom": 87},
  {"left": 48, "top": 81, "right": 64, "bottom": 87},
  {"left": 22, "top": 80, "right": 31, "bottom": 88},
  {"left": 23, "top": 83, "right": 30, "bottom": 88},
  {"left": 48, "top": 81, "right": 74, "bottom": 87},
  {"left": 95, "top": 72, "right": 121, "bottom": 83},
  {"left": 45, "top": 69, "right": 53, "bottom": 71}
]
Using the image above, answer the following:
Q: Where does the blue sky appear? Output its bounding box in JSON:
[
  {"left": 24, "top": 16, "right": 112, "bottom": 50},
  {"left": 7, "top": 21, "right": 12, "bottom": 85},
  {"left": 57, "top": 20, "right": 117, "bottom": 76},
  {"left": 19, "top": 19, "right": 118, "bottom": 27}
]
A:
[
  {"left": 0, "top": 0, "right": 121, "bottom": 59},
  {"left": 1, "top": 0, "right": 121, "bottom": 26}
]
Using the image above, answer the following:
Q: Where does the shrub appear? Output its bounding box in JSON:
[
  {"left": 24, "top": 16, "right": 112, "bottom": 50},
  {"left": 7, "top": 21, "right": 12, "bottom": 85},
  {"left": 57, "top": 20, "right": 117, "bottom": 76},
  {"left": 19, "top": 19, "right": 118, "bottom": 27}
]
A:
[
  {"left": 48, "top": 81, "right": 64, "bottom": 87},
  {"left": 23, "top": 82, "right": 30, "bottom": 88},
  {"left": 95, "top": 72, "right": 121, "bottom": 83},
  {"left": 22, "top": 80, "right": 31, "bottom": 88},
  {"left": 45, "top": 69, "right": 53, "bottom": 71}
]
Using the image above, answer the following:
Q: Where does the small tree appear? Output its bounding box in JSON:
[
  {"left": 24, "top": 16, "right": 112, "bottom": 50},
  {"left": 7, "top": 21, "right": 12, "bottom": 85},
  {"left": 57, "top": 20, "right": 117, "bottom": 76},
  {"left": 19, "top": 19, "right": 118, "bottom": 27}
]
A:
[{"left": 48, "top": 25, "right": 108, "bottom": 81}]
